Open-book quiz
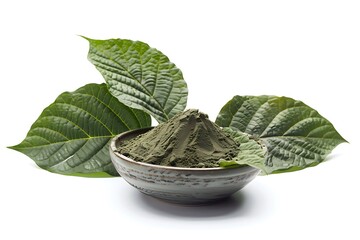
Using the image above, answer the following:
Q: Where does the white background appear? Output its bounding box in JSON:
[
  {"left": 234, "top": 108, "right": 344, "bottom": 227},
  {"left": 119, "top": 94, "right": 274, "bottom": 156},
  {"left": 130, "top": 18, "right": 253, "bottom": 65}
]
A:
[{"left": 0, "top": 0, "right": 359, "bottom": 239}]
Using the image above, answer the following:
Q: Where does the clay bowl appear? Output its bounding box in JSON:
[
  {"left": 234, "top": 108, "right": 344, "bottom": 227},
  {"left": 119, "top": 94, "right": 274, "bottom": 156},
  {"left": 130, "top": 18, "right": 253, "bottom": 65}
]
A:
[{"left": 109, "top": 127, "right": 260, "bottom": 205}]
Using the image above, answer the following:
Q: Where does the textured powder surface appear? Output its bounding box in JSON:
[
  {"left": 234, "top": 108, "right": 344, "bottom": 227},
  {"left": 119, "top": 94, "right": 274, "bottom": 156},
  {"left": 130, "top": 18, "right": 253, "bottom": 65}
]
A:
[{"left": 117, "top": 109, "right": 240, "bottom": 168}]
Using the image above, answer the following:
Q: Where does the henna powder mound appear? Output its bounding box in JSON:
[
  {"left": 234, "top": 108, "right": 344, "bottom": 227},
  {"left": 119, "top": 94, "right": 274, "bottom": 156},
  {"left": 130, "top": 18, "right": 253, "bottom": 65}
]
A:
[{"left": 117, "top": 109, "right": 240, "bottom": 168}]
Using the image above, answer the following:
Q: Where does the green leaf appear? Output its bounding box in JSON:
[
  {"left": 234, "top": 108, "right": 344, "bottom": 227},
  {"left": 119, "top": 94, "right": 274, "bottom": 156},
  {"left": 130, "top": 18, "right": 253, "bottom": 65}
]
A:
[
  {"left": 216, "top": 96, "right": 347, "bottom": 174},
  {"left": 219, "top": 128, "right": 266, "bottom": 172},
  {"left": 84, "top": 37, "right": 188, "bottom": 123},
  {"left": 9, "top": 83, "right": 151, "bottom": 176}
]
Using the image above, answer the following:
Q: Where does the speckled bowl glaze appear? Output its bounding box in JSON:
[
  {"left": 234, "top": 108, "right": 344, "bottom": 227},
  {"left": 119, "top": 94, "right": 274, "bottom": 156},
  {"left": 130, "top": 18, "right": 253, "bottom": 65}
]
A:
[{"left": 110, "top": 127, "right": 260, "bottom": 205}]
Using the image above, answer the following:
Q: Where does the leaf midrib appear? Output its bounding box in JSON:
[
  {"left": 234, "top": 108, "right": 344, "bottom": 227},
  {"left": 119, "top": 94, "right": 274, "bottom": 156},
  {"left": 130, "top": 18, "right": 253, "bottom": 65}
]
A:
[
  {"left": 260, "top": 135, "right": 344, "bottom": 141},
  {"left": 11, "top": 135, "right": 114, "bottom": 150},
  {"left": 48, "top": 138, "right": 110, "bottom": 169}
]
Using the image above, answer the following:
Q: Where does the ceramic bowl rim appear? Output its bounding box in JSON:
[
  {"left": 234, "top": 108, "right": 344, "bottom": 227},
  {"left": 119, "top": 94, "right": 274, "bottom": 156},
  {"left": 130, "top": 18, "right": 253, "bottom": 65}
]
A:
[{"left": 110, "top": 127, "right": 257, "bottom": 173}]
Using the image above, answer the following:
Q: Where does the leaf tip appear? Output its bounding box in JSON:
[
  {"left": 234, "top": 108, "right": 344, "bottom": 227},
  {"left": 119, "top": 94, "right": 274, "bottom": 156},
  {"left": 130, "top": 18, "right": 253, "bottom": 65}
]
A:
[
  {"left": 342, "top": 137, "right": 349, "bottom": 144},
  {"left": 7, "top": 144, "right": 25, "bottom": 155},
  {"left": 79, "top": 35, "right": 93, "bottom": 42},
  {"left": 334, "top": 132, "right": 349, "bottom": 145},
  {"left": 7, "top": 145, "right": 18, "bottom": 151}
]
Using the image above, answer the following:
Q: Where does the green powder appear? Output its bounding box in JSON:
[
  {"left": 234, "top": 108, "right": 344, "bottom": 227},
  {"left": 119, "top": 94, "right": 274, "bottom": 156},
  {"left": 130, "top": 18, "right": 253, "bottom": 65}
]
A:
[{"left": 117, "top": 109, "right": 240, "bottom": 168}]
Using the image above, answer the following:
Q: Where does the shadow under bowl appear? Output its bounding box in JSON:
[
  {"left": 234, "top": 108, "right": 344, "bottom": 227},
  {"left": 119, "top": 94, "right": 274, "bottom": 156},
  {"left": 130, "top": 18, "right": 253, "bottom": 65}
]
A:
[{"left": 109, "top": 127, "right": 260, "bottom": 205}]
